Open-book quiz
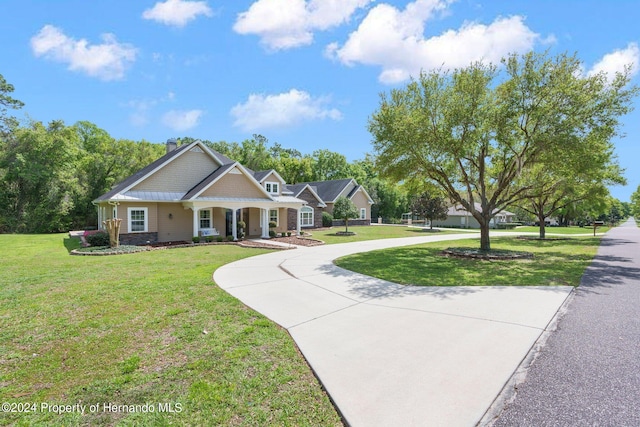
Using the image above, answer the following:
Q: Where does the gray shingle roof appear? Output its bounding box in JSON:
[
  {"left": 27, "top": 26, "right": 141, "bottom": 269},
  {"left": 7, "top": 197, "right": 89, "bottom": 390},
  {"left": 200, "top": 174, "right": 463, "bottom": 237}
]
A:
[
  {"left": 94, "top": 143, "right": 192, "bottom": 202},
  {"left": 295, "top": 179, "right": 354, "bottom": 203}
]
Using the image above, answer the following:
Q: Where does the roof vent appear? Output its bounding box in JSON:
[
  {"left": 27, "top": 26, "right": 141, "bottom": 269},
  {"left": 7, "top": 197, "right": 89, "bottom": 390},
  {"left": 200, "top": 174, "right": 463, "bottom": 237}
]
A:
[{"left": 166, "top": 138, "right": 178, "bottom": 153}]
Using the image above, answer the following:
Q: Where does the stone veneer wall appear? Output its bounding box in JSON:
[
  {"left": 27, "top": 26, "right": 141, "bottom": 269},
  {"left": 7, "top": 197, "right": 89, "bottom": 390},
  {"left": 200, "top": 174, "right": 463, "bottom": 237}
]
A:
[
  {"left": 287, "top": 188, "right": 325, "bottom": 230},
  {"left": 120, "top": 232, "right": 159, "bottom": 245}
]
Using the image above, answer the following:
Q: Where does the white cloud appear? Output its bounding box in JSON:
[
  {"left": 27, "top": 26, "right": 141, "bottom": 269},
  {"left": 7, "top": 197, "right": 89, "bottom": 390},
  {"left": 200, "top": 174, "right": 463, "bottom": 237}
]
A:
[
  {"left": 30, "top": 25, "right": 137, "bottom": 81},
  {"left": 125, "top": 92, "right": 176, "bottom": 127},
  {"left": 327, "top": 0, "right": 539, "bottom": 84},
  {"left": 230, "top": 89, "right": 342, "bottom": 131},
  {"left": 142, "top": 0, "right": 213, "bottom": 27},
  {"left": 233, "top": 0, "right": 373, "bottom": 51},
  {"left": 588, "top": 42, "right": 639, "bottom": 83},
  {"left": 162, "top": 109, "right": 204, "bottom": 131}
]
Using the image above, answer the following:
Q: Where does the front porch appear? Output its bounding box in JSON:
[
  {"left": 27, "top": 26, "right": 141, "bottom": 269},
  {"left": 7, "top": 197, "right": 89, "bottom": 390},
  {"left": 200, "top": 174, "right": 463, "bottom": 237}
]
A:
[{"left": 185, "top": 200, "right": 304, "bottom": 241}]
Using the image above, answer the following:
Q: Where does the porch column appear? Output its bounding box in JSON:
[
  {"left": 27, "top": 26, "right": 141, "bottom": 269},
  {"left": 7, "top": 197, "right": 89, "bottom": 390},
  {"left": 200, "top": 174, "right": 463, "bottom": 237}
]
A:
[
  {"left": 232, "top": 208, "right": 238, "bottom": 241},
  {"left": 261, "top": 208, "right": 269, "bottom": 238},
  {"left": 192, "top": 207, "right": 199, "bottom": 238},
  {"left": 296, "top": 208, "right": 301, "bottom": 235}
]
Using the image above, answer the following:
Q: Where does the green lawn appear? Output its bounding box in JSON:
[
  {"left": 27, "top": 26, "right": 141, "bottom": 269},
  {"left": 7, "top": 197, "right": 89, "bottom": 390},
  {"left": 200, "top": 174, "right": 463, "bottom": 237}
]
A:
[
  {"left": 335, "top": 236, "right": 601, "bottom": 287},
  {"left": 0, "top": 234, "right": 341, "bottom": 426},
  {"left": 307, "top": 224, "right": 460, "bottom": 245}
]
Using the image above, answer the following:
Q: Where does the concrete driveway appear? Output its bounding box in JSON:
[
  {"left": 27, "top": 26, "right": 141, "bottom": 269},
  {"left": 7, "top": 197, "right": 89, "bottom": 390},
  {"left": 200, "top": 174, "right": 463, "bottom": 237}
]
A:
[{"left": 214, "top": 233, "right": 573, "bottom": 426}]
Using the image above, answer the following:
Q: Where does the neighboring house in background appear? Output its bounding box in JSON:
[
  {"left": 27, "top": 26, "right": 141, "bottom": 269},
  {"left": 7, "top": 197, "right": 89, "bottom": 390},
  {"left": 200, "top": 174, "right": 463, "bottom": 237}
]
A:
[
  {"left": 94, "top": 139, "right": 374, "bottom": 245},
  {"left": 431, "top": 203, "right": 517, "bottom": 229},
  {"left": 287, "top": 179, "right": 375, "bottom": 228}
]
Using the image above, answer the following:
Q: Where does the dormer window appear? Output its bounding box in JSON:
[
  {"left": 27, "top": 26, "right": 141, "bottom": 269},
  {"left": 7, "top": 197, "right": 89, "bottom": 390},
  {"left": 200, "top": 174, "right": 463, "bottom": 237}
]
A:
[{"left": 265, "top": 182, "right": 279, "bottom": 194}]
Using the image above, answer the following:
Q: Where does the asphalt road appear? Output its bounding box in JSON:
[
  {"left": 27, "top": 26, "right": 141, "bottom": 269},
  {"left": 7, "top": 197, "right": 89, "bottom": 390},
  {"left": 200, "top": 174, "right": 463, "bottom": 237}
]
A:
[{"left": 490, "top": 218, "right": 640, "bottom": 426}]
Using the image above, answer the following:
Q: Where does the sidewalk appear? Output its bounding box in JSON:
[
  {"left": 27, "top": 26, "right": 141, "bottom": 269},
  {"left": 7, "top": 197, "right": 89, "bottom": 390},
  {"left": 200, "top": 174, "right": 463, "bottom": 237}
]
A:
[{"left": 214, "top": 233, "right": 573, "bottom": 426}]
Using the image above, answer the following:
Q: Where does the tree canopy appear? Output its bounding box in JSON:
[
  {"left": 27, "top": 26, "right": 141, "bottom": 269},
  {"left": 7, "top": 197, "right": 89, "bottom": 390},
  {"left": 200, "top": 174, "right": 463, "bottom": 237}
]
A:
[{"left": 369, "top": 51, "right": 637, "bottom": 250}]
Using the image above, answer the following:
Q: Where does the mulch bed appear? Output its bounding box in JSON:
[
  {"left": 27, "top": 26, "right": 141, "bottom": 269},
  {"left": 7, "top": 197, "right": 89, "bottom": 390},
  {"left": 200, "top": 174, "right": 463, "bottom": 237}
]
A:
[
  {"left": 266, "top": 236, "right": 325, "bottom": 247},
  {"left": 442, "top": 247, "right": 534, "bottom": 260}
]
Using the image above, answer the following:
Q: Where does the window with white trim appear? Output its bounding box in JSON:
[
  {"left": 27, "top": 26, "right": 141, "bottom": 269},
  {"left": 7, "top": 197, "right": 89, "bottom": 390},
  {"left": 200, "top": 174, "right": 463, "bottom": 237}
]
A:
[
  {"left": 300, "top": 206, "right": 314, "bottom": 227},
  {"left": 128, "top": 207, "right": 148, "bottom": 233},
  {"left": 199, "top": 209, "right": 212, "bottom": 229},
  {"left": 269, "top": 209, "right": 278, "bottom": 225},
  {"left": 265, "top": 182, "right": 279, "bottom": 194},
  {"left": 360, "top": 208, "right": 366, "bottom": 220}
]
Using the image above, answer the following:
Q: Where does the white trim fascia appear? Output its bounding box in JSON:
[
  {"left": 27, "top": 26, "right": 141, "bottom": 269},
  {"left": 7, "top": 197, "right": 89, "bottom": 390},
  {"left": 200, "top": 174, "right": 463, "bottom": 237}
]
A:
[
  {"left": 297, "top": 184, "right": 327, "bottom": 208},
  {"left": 187, "top": 162, "right": 274, "bottom": 201},
  {"left": 258, "top": 169, "right": 286, "bottom": 184},
  {"left": 111, "top": 140, "right": 222, "bottom": 199},
  {"left": 332, "top": 178, "right": 358, "bottom": 203},
  {"left": 193, "top": 139, "right": 228, "bottom": 166}
]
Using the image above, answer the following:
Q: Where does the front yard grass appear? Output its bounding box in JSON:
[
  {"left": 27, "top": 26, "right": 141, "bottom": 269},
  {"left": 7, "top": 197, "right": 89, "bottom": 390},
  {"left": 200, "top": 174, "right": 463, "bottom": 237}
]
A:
[
  {"left": 335, "top": 236, "right": 601, "bottom": 287},
  {"left": 495, "top": 225, "right": 611, "bottom": 235},
  {"left": 0, "top": 234, "right": 342, "bottom": 426}
]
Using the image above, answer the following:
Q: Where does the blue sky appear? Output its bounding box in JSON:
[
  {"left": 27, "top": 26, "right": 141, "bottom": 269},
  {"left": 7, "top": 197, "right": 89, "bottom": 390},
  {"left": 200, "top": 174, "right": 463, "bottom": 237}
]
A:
[{"left": 2, "top": 0, "right": 639, "bottom": 201}]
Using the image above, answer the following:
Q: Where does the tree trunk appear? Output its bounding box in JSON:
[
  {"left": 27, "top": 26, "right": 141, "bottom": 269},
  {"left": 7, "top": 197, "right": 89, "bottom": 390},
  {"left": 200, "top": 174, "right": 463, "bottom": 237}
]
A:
[
  {"left": 345, "top": 218, "right": 349, "bottom": 233},
  {"left": 480, "top": 222, "right": 491, "bottom": 251},
  {"left": 538, "top": 213, "right": 546, "bottom": 239}
]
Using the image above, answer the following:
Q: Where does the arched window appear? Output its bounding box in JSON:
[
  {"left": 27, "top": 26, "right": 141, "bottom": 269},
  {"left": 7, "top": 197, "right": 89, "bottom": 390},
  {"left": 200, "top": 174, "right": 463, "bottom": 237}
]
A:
[{"left": 300, "top": 206, "right": 314, "bottom": 227}]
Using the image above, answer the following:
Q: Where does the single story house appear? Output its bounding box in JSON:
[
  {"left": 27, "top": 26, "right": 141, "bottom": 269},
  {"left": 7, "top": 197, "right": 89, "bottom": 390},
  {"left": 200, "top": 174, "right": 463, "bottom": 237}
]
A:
[
  {"left": 431, "top": 203, "right": 517, "bottom": 229},
  {"left": 94, "top": 139, "right": 373, "bottom": 244}
]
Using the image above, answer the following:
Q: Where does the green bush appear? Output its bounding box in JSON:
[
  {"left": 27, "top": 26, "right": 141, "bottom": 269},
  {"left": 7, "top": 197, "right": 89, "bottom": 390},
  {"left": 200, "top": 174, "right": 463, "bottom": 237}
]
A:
[
  {"left": 496, "top": 222, "right": 520, "bottom": 229},
  {"left": 287, "top": 231, "right": 292, "bottom": 236},
  {"left": 86, "top": 231, "right": 110, "bottom": 247},
  {"left": 216, "top": 236, "right": 224, "bottom": 242},
  {"left": 205, "top": 236, "right": 214, "bottom": 243},
  {"left": 192, "top": 236, "right": 200, "bottom": 243},
  {"left": 322, "top": 212, "right": 333, "bottom": 227},
  {"left": 281, "top": 232, "right": 287, "bottom": 237},
  {"left": 226, "top": 235, "right": 235, "bottom": 241},
  {"left": 269, "top": 230, "right": 276, "bottom": 238},
  {"left": 269, "top": 221, "right": 277, "bottom": 229}
]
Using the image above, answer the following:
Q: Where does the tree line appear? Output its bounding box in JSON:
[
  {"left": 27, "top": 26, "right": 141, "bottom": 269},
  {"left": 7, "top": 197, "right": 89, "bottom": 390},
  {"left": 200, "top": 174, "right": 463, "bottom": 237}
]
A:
[
  {"left": 1, "top": 54, "right": 634, "bottom": 238},
  {"left": 0, "top": 74, "right": 411, "bottom": 233}
]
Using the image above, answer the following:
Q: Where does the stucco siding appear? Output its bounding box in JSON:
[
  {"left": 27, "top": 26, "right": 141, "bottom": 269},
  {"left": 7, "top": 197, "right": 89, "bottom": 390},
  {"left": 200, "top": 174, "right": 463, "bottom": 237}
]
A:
[
  {"left": 351, "top": 190, "right": 371, "bottom": 219},
  {"left": 248, "top": 208, "right": 262, "bottom": 236},
  {"left": 157, "top": 203, "right": 192, "bottom": 242},
  {"left": 116, "top": 202, "right": 158, "bottom": 234},
  {"left": 201, "top": 171, "right": 267, "bottom": 199},
  {"left": 133, "top": 150, "right": 218, "bottom": 193}
]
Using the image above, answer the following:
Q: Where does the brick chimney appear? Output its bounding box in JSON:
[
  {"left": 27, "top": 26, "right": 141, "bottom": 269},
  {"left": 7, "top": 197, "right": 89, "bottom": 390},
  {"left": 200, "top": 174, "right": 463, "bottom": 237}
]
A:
[{"left": 166, "top": 138, "right": 177, "bottom": 153}]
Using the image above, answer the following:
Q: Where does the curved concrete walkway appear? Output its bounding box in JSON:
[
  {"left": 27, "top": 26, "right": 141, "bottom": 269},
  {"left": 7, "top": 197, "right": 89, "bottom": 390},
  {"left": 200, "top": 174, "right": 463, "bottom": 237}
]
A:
[{"left": 214, "top": 233, "right": 573, "bottom": 426}]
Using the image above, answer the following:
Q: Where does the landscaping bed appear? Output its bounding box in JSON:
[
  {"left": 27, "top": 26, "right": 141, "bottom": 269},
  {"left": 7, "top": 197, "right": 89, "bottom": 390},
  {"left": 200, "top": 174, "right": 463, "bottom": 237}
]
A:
[
  {"left": 267, "top": 235, "right": 325, "bottom": 246},
  {"left": 442, "top": 247, "right": 533, "bottom": 260}
]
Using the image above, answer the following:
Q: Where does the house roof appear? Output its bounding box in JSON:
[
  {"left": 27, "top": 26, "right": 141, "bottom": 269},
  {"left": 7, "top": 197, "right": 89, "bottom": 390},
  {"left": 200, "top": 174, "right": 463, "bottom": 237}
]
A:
[
  {"left": 296, "top": 179, "right": 374, "bottom": 205},
  {"left": 95, "top": 142, "right": 192, "bottom": 202},
  {"left": 296, "top": 179, "right": 355, "bottom": 203},
  {"left": 181, "top": 163, "right": 237, "bottom": 200},
  {"left": 285, "top": 184, "right": 327, "bottom": 207},
  {"left": 95, "top": 140, "right": 235, "bottom": 203}
]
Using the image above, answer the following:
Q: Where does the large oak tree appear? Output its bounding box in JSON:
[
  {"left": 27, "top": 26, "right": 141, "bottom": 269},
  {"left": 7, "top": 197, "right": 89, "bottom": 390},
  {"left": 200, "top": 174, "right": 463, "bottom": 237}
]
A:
[{"left": 369, "top": 52, "right": 637, "bottom": 250}]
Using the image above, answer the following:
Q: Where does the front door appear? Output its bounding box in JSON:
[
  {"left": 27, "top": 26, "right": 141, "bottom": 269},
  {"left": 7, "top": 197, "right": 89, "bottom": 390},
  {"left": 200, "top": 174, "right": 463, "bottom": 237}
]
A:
[{"left": 225, "top": 210, "right": 233, "bottom": 236}]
